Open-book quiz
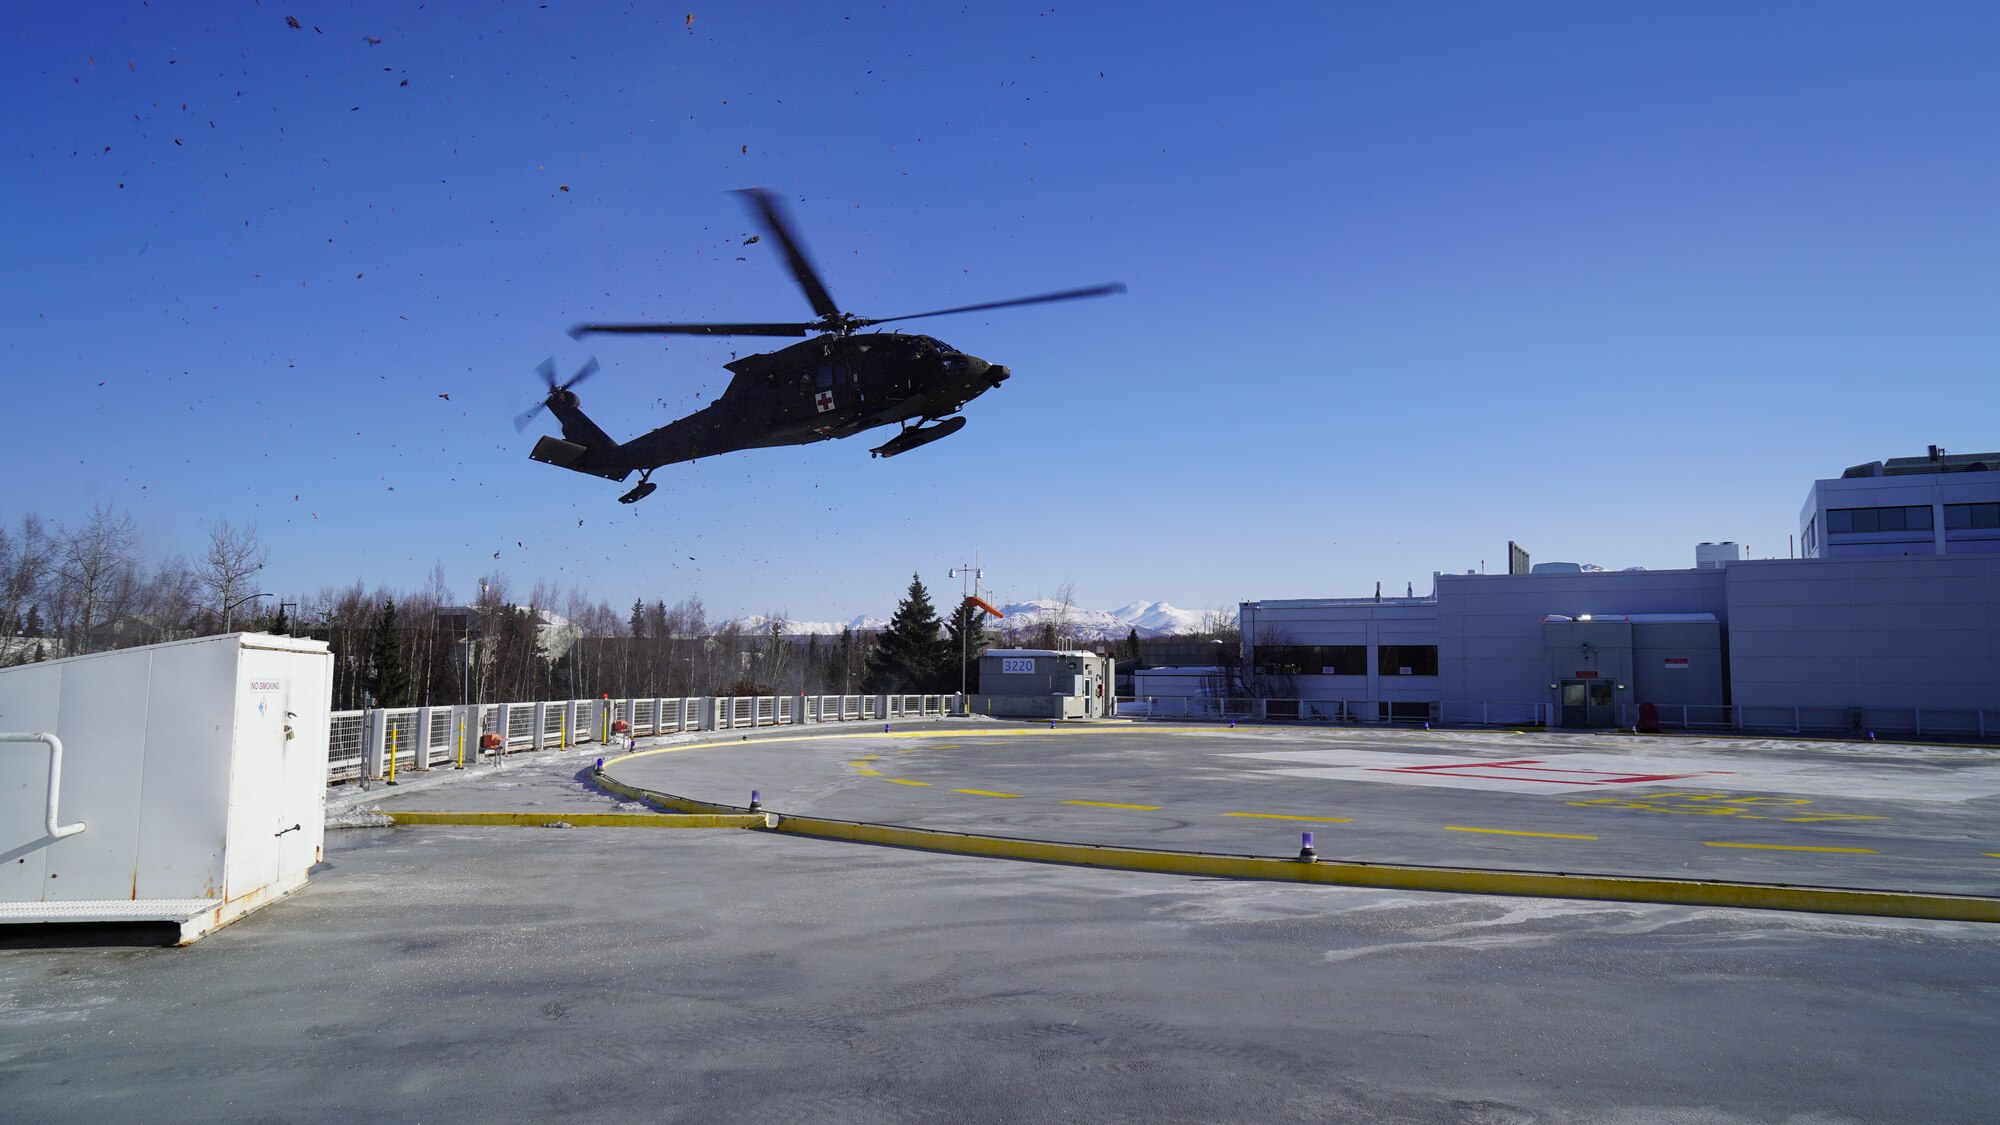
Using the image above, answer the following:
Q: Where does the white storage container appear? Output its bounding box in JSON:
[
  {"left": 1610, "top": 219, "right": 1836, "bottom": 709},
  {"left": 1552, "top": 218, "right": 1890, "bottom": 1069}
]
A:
[{"left": 0, "top": 633, "right": 333, "bottom": 943}]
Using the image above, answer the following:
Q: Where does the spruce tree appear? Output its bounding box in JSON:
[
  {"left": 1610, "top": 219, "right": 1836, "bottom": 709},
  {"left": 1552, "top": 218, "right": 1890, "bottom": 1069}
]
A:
[
  {"left": 862, "top": 573, "right": 951, "bottom": 692},
  {"left": 1122, "top": 627, "right": 1142, "bottom": 662},
  {"left": 365, "top": 598, "right": 412, "bottom": 707}
]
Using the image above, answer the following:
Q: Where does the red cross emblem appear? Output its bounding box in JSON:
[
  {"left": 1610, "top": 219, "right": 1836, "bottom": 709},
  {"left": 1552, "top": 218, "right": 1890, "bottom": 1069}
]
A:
[{"left": 815, "top": 389, "right": 835, "bottom": 413}]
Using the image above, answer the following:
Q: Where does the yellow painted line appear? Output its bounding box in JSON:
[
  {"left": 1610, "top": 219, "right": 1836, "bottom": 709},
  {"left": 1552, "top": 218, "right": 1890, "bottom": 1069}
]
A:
[
  {"left": 854, "top": 768, "right": 881, "bottom": 776},
  {"left": 602, "top": 723, "right": 1233, "bottom": 775},
  {"left": 1705, "top": 841, "right": 1878, "bottom": 854},
  {"left": 1224, "top": 812, "right": 1353, "bottom": 823},
  {"left": 378, "top": 810, "right": 768, "bottom": 829},
  {"left": 1446, "top": 825, "right": 1598, "bottom": 841},
  {"left": 952, "top": 788, "right": 1023, "bottom": 798},
  {"left": 1062, "top": 800, "right": 1162, "bottom": 811},
  {"left": 593, "top": 768, "right": 2000, "bottom": 924},
  {"left": 1986, "top": 853, "right": 2000, "bottom": 859},
  {"left": 884, "top": 777, "right": 931, "bottom": 787}
]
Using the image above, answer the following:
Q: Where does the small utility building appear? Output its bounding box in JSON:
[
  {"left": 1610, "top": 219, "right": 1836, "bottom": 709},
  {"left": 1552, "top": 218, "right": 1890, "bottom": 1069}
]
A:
[{"left": 975, "top": 649, "right": 1115, "bottom": 720}]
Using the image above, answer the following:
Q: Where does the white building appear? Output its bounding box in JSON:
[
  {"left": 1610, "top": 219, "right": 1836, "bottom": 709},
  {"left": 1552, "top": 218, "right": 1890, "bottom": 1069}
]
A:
[
  {"left": 1799, "top": 446, "right": 2000, "bottom": 558},
  {"left": 1222, "top": 449, "right": 2000, "bottom": 735}
]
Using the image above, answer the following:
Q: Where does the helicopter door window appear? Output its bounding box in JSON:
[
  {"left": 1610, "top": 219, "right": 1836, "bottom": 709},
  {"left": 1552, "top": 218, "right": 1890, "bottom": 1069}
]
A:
[{"left": 815, "top": 363, "right": 834, "bottom": 389}]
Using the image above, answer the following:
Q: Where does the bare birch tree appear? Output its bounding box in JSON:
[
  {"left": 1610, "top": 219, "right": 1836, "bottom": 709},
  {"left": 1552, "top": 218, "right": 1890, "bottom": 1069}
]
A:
[
  {"left": 56, "top": 504, "right": 140, "bottom": 654},
  {"left": 0, "top": 514, "right": 56, "bottom": 664},
  {"left": 198, "top": 519, "right": 268, "bottom": 631}
]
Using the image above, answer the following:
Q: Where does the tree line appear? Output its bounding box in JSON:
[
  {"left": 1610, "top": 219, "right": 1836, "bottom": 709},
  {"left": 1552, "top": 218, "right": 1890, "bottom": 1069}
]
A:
[{"left": 0, "top": 506, "right": 989, "bottom": 710}]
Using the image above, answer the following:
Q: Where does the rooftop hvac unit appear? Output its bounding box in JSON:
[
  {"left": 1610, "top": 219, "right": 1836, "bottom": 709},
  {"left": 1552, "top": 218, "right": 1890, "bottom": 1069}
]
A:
[{"left": 0, "top": 633, "right": 333, "bottom": 944}]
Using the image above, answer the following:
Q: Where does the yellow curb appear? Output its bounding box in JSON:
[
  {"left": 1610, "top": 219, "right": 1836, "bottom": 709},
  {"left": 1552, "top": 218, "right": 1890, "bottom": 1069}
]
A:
[
  {"left": 596, "top": 771, "right": 2000, "bottom": 925},
  {"left": 379, "top": 810, "right": 769, "bottom": 829}
]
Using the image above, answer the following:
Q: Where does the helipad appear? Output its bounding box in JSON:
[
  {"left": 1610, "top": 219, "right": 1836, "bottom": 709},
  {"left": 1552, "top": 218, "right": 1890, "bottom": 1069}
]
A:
[{"left": 604, "top": 721, "right": 2000, "bottom": 897}]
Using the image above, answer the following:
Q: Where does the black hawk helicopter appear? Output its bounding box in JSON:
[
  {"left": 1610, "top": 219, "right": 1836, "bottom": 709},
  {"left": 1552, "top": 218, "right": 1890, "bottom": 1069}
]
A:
[{"left": 519, "top": 188, "right": 1124, "bottom": 503}]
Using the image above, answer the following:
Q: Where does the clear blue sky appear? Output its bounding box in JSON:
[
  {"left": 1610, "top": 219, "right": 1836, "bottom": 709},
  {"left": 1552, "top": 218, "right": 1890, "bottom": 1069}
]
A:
[{"left": 8, "top": 2, "right": 1998, "bottom": 621}]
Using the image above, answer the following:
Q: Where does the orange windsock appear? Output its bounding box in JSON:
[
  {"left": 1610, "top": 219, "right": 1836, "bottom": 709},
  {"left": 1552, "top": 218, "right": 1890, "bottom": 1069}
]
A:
[{"left": 965, "top": 595, "right": 1004, "bottom": 619}]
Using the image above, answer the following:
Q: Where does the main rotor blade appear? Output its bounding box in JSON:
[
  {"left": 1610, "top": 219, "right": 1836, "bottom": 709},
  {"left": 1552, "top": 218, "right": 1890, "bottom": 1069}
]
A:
[
  {"left": 855, "top": 283, "right": 1128, "bottom": 328},
  {"left": 568, "top": 322, "right": 814, "bottom": 339},
  {"left": 733, "top": 187, "right": 841, "bottom": 321}
]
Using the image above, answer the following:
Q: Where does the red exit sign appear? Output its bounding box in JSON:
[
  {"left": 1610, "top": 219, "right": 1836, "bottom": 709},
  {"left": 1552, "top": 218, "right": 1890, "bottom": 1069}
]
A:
[{"left": 1573, "top": 670, "right": 1599, "bottom": 679}]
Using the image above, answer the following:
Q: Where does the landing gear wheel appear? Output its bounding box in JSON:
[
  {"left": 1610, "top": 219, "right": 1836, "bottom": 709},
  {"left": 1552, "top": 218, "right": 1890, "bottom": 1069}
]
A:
[{"left": 618, "top": 473, "right": 658, "bottom": 504}]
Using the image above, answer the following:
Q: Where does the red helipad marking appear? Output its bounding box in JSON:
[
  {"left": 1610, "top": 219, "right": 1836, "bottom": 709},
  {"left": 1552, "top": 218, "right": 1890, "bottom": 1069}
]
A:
[{"left": 1365, "top": 759, "right": 1727, "bottom": 787}]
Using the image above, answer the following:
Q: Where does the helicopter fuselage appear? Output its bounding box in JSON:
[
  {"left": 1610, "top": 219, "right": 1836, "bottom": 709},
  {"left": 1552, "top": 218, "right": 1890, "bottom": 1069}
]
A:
[{"left": 530, "top": 332, "right": 1010, "bottom": 485}]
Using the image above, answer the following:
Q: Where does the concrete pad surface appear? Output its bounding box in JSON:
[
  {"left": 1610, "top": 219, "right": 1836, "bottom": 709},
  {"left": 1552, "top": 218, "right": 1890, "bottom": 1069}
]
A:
[
  {"left": 606, "top": 722, "right": 2000, "bottom": 894},
  {"left": 4, "top": 817, "right": 1999, "bottom": 1123}
]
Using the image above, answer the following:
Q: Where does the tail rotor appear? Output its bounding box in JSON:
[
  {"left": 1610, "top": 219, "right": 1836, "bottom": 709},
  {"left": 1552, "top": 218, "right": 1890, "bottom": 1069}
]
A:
[{"left": 514, "top": 356, "right": 600, "bottom": 431}]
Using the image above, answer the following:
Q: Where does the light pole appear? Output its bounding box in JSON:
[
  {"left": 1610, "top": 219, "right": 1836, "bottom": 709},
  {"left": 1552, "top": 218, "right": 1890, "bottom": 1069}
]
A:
[
  {"left": 948, "top": 564, "right": 984, "bottom": 705},
  {"left": 224, "top": 592, "right": 271, "bottom": 634}
]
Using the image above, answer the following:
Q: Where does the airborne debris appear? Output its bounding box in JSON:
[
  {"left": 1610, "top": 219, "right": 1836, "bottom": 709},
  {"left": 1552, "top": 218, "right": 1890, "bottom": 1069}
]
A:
[
  {"left": 742, "top": 234, "right": 760, "bottom": 245},
  {"left": 285, "top": 15, "right": 301, "bottom": 29}
]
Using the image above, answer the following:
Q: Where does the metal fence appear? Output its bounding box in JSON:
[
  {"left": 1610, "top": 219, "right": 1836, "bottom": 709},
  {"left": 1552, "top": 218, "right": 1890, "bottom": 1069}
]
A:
[
  {"left": 1117, "top": 697, "right": 1531, "bottom": 725},
  {"left": 326, "top": 693, "right": 963, "bottom": 784},
  {"left": 1626, "top": 702, "right": 1997, "bottom": 740},
  {"left": 1116, "top": 696, "right": 1997, "bottom": 741}
]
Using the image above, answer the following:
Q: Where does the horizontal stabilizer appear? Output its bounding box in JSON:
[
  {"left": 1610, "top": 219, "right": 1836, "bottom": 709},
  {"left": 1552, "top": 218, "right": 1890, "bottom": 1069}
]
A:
[{"left": 530, "top": 435, "right": 589, "bottom": 468}]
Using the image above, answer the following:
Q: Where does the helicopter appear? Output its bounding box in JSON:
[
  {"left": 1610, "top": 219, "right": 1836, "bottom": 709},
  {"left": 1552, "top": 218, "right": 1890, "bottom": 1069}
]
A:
[{"left": 518, "top": 188, "right": 1124, "bottom": 503}]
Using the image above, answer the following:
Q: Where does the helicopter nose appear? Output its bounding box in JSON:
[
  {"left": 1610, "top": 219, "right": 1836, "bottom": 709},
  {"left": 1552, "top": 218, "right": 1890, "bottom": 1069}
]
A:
[{"left": 987, "top": 364, "right": 1011, "bottom": 387}]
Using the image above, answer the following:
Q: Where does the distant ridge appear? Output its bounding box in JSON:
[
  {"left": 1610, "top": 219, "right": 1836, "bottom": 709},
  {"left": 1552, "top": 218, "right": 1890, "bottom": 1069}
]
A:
[{"left": 731, "top": 599, "right": 1210, "bottom": 640}]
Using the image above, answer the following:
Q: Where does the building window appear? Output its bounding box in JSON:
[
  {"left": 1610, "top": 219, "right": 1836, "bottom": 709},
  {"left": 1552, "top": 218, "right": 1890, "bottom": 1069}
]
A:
[
  {"left": 1377, "top": 645, "right": 1439, "bottom": 676},
  {"left": 1827, "top": 505, "right": 1933, "bottom": 533},
  {"left": 1252, "top": 645, "right": 1366, "bottom": 676},
  {"left": 1945, "top": 503, "right": 2000, "bottom": 530}
]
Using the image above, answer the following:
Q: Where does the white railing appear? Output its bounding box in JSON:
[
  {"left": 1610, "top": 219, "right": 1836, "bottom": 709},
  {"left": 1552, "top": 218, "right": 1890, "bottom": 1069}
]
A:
[
  {"left": 1624, "top": 703, "right": 1997, "bottom": 739},
  {"left": 1117, "top": 696, "right": 1479, "bottom": 724},
  {"left": 326, "top": 693, "right": 962, "bottom": 785}
]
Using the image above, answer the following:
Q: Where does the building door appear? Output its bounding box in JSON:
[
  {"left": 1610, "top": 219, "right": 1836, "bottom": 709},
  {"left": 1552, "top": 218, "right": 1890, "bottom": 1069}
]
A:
[{"left": 1560, "top": 680, "right": 1615, "bottom": 728}]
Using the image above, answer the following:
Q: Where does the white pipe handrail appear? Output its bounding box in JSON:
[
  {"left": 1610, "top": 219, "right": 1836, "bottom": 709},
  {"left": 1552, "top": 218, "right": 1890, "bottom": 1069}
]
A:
[{"left": 1, "top": 731, "right": 88, "bottom": 839}]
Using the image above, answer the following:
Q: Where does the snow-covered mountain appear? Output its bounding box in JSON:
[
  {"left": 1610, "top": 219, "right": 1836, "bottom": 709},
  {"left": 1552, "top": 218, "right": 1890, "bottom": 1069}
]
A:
[
  {"left": 991, "top": 599, "right": 1208, "bottom": 640},
  {"left": 730, "top": 600, "right": 1211, "bottom": 640},
  {"left": 733, "top": 613, "right": 888, "bottom": 637}
]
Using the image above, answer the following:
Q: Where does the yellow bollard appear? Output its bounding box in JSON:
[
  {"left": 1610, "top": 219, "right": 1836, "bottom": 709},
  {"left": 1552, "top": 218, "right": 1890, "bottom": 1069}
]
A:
[
  {"left": 387, "top": 727, "right": 398, "bottom": 785},
  {"left": 456, "top": 717, "right": 465, "bottom": 770}
]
